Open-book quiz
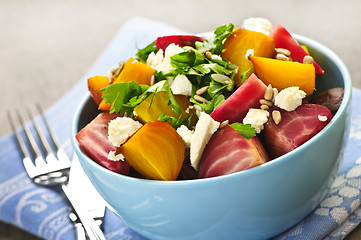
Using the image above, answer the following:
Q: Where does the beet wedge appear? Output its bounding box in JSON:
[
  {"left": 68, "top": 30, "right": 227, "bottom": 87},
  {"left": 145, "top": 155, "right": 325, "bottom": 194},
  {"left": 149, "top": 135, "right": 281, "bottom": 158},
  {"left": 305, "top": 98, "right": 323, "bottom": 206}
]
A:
[
  {"left": 199, "top": 126, "right": 270, "bottom": 178},
  {"left": 76, "top": 112, "right": 130, "bottom": 175},
  {"left": 155, "top": 35, "right": 204, "bottom": 51},
  {"left": 271, "top": 23, "right": 324, "bottom": 75},
  {"left": 210, "top": 73, "right": 267, "bottom": 124},
  {"left": 264, "top": 103, "right": 332, "bottom": 159}
]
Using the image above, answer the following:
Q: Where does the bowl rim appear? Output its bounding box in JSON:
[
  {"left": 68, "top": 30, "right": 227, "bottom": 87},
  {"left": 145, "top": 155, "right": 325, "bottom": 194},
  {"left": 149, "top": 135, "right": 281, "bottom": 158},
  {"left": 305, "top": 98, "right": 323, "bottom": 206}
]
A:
[{"left": 71, "top": 33, "right": 352, "bottom": 187}]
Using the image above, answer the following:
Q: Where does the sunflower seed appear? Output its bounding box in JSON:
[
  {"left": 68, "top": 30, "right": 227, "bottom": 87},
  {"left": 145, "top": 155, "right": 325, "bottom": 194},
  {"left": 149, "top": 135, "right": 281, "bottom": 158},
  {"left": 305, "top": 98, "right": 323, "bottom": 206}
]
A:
[
  {"left": 211, "top": 74, "right": 232, "bottom": 84},
  {"left": 194, "top": 94, "right": 208, "bottom": 103},
  {"left": 196, "top": 86, "right": 209, "bottom": 95}
]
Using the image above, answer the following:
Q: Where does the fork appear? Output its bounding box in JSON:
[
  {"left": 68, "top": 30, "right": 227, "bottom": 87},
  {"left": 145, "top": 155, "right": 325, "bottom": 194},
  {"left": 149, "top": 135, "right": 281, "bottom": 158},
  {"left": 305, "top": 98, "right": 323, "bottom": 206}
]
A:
[{"left": 7, "top": 104, "right": 106, "bottom": 240}]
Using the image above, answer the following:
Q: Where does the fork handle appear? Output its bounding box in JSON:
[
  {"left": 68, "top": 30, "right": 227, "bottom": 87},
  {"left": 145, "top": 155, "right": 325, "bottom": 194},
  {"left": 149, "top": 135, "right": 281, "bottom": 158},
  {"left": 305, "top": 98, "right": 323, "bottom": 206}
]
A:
[{"left": 61, "top": 183, "right": 106, "bottom": 240}]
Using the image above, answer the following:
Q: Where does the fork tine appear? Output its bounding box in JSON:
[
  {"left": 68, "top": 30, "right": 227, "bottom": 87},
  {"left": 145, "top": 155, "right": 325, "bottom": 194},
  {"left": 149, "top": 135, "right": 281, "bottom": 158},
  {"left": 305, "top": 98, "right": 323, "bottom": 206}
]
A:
[
  {"left": 16, "top": 108, "right": 47, "bottom": 168},
  {"left": 26, "top": 105, "right": 52, "bottom": 156},
  {"left": 36, "top": 104, "right": 60, "bottom": 151},
  {"left": 7, "top": 110, "right": 39, "bottom": 178},
  {"left": 7, "top": 111, "right": 31, "bottom": 159},
  {"left": 36, "top": 104, "right": 71, "bottom": 165},
  {"left": 26, "top": 104, "right": 60, "bottom": 165}
]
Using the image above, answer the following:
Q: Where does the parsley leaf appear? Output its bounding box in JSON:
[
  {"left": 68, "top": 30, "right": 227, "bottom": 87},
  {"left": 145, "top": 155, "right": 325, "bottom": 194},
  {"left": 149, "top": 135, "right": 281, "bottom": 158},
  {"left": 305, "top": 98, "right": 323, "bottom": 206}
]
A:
[
  {"left": 190, "top": 94, "right": 225, "bottom": 114},
  {"left": 158, "top": 113, "right": 192, "bottom": 129},
  {"left": 101, "top": 80, "right": 181, "bottom": 117},
  {"left": 195, "top": 23, "right": 234, "bottom": 55},
  {"left": 240, "top": 68, "right": 252, "bottom": 84},
  {"left": 170, "top": 51, "right": 205, "bottom": 75},
  {"left": 142, "top": 80, "right": 181, "bottom": 115},
  {"left": 229, "top": 123, "right": 257, "bottom": 139},
  {"left": 208, "top": 81, "right": 230, "bottom": 98},
  {"left": 101, "top": 81, "right": 148, "bottom": 115},
  {"left": 212, "top": 23, "right": 234, "bottom": 54},
  {"left": 135, "top": 40, "right": 157, "bottom": 63}
]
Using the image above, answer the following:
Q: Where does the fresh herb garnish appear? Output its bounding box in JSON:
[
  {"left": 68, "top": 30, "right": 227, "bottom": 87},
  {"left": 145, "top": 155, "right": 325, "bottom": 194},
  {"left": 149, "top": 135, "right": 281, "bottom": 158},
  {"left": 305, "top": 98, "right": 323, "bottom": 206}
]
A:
[
  {"left": 141, "top": 80, "right": 181, "bottom": 115},
  {"left": 158, "top": 113, "right": 192, "bottom": 129},
  {"left": 101, "top": 81, "right": 148, "bottom": 115},
  {"left": 229, "top": 123, "right": 257, "bottom": 139},
  {"left": 113, "top": 62, "right": 124, "bottom": 79},
  {"left": 101, "top": 80, "right": 181, "bottom": 116},
  {"left": 166, "top": 38, "right": 237, "bottom": 113},
  {"left": 170, "top": 50, "right": 205, "bottom": 75},
  {"left": 190, "top": 94, "right": 225, "bottom": 114},
  {"left": 135, "top": 40, "right": 157, "bottom": 63},
  {"left": 195, "top": 23, "right": 234, "bottom": 55},
  {"left": 240, "top": 68, "right": 252, "bottom": 85}
]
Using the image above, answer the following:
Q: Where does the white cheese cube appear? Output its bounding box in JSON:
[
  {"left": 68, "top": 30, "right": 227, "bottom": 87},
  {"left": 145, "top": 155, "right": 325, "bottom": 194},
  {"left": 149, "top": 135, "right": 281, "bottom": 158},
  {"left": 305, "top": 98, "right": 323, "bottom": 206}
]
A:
[
  {"left": 274, "top": 87, "right": 306, "bottom": 111},
  {"left": 108, "top": 151, "right": 125, "bottom": 162},
  {"left": 243, "top": 108, "right": 270, "bottom": 134},
  {"left": 170, "top": 75, "right": 192, "bottom": 96},
  {"left": 176, "top": 125, "right": 194, "bottom": 148},
  {"left": 147, "top": 43, "right": 184, "bottom": 74},
  {"left": 108, "top": 117, "right": 143, "bottom": 147},
  {"left": 147, "top": 49, "right": 164, "bottom": 68},
  {"left": 190, "top": 112, "right": 220, "bottom": 170}
]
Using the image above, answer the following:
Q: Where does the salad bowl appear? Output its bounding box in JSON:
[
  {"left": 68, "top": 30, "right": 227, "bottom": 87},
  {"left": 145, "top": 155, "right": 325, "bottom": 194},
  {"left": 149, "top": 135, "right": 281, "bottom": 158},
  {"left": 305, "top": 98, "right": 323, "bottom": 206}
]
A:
[{"left": 71, "top": 33, "right": 352, "bottom": 240}]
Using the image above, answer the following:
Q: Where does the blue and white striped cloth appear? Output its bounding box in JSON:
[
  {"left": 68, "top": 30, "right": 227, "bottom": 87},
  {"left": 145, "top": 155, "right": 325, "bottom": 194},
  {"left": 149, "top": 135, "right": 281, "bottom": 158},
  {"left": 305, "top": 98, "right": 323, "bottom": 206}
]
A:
[{"left": 0, "top": 17, "right": 360, "bottom": 240}]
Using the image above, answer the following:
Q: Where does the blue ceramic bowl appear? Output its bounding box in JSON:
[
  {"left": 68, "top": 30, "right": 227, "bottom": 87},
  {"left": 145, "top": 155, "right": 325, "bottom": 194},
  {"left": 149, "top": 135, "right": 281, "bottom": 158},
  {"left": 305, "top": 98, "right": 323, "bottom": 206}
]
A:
[{"left": 71, "top": 34, "right": 352, "bottom": 240}]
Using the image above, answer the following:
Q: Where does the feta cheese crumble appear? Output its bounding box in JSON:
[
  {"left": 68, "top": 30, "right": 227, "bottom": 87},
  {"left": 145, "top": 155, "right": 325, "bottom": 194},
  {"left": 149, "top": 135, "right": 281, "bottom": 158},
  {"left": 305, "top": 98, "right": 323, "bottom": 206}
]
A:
[
  {"left": 242, "top": 17, "right": 273, "bottom": 35},
  {"left": 147, "top": 43, "right": 184, "bottom": 73},
  {"left": 318, "top": 115, "right": 328, "bottom": 122},
  {"left": 108, "top": 117, "right": 143, "bottom": 147},
  {"left": 243, "top": 108, "right": 270, "bottom": 133},
  {"left": 194, "top": 105, "right": 204, "bottom": 118},
  {"left": 170, "top": 75, "right": 192, "bottom": 96},
  {"left": 176, "top": 125, "right": 194, "bottom": 148},
  {"left": 108, "top": 151, "right": 125, "bottom": 161},
  {"left": 190, "top": 112, "right": 220, "bottom": 170},
  {"left": 275, "top": 87, "right": 306, "bottom": 111},
  {"left": 146, "top": 49, "right": 164, "bottom": 68},
  {"left": 245, "top": 49, "right": 255, "bottom": 59}
]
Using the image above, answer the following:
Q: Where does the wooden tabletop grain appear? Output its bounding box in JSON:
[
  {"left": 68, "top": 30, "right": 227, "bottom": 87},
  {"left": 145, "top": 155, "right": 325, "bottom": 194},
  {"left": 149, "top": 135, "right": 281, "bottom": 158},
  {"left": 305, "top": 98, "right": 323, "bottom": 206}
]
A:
[{"left": 1, "top": 0, "right": 360, "bottom": 239}]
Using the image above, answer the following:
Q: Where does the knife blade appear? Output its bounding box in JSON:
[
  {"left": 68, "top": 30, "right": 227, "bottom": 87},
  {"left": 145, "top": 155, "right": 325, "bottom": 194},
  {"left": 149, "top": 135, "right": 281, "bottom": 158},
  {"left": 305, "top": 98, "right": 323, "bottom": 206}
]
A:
[{"left": 68, "top": 154, "right": 106, "bottom": 239}]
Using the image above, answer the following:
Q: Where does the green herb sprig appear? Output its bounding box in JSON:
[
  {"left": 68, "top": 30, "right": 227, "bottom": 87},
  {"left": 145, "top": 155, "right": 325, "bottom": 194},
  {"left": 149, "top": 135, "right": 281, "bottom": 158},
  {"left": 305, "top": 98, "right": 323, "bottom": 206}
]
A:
[
  {"left": 162, "top": 24, "right": 237, "bottom": 113},
  {"left": 229, "top": 123, "right": 257, "bottom": 139},
  {"left": 101, "top": 80, "right": 181, "bottom": 116},
  {"left": 135, "top": 40, "right": 157, "bottom": 63},
  {"left": 158, "top": 113, "right": 192, "bottom": 129}
]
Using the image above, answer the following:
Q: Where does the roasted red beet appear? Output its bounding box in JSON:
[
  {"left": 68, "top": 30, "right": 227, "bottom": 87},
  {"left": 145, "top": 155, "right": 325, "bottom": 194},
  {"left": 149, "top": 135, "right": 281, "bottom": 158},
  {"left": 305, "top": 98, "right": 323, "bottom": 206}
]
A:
[
  {"left": 199, "top": 126, "right": 270, "bottom": 178},
  {"left": 177, "top": 157, "right": 199, "bottom": 180},
  {"left": 311, "top": 88, "right": 344, "bottom": 115},
  {"left": 76, "top": 112, "right": 130, "bottom": 174},
  {"left": 210, "top": 74, "right": 267, "bottom": 124},
  {"left": 271, "top": 23, "right": 324, "bottom": 75},
  {"left": 264, "top": 103, "right": 332, "bottom": 159},
  {"left": 155, "top": 35, "right": 204, "bottom": 51}
]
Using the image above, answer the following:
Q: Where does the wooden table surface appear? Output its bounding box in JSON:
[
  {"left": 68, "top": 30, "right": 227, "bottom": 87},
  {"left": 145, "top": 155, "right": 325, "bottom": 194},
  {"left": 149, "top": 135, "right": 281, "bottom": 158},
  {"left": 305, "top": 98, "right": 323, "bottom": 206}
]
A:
[{"left": 1, "top": 0, "right": 360, "bottom": 239}]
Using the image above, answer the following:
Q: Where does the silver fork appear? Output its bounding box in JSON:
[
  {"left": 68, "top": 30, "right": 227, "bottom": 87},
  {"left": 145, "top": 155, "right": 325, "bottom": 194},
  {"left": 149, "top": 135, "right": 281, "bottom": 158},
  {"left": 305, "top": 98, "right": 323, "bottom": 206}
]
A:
[{"left": 7, "top": 104, "right": 106, "bottom": 240}]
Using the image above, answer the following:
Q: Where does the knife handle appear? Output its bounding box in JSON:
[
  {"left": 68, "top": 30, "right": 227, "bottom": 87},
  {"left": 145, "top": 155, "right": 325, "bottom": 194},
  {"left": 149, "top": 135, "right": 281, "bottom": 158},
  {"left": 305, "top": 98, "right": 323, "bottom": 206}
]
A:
[
  {"left": 62, "top": 183, "right": 106, "bottom": 240},
  {"left": 69, "top": 212, "right": 87, "bottom": 240},
  {"left": 75, "top": 224, "right": 87, "bottom": 240}
]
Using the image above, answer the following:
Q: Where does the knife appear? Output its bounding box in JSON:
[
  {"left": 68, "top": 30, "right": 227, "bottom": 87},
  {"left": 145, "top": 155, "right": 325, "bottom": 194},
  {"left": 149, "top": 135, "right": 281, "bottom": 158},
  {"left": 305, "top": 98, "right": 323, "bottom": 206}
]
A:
[{"left": 68, "top": 154, "right": 106, "bottom": 240}]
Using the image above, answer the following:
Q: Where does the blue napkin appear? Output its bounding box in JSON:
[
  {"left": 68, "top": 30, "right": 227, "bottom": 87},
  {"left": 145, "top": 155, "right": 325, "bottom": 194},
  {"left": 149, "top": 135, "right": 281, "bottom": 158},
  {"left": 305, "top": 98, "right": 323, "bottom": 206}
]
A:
[{"left": 0, "top": 17, "right": 360, "bottom": 240}]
